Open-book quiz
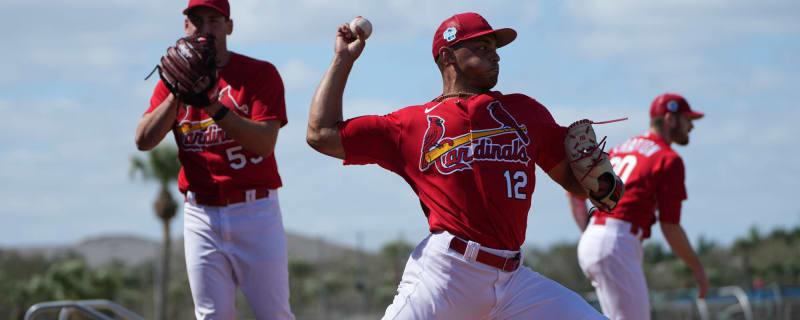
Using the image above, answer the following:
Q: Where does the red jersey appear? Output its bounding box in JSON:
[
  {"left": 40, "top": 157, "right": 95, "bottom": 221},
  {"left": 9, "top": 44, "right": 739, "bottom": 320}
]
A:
[
  {"left": 595, "top": 132, "right": 687, "bottom": 238},
  {"left": 147, "top": 52, "right": 287, "bottom": 202},
  {"left": 339, "top": 92, "right": 567, "bottom": 250}
]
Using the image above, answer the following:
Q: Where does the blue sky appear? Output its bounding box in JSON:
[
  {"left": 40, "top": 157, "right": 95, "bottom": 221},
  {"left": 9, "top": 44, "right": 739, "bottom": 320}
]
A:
[{"left": 1, "top": 0, "right": 798, "bottom": 251}]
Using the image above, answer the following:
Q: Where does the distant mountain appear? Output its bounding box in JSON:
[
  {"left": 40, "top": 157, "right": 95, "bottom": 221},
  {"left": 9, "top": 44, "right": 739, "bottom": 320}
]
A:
[
  {"left": 285, "top": 232, "right": 365, "bottom": 263},
  {"left": 9, "top": 234, "right": 161, "bottom": 267},
  {"left": 5, "top": 231, "right": 369, "bottom": 268}
]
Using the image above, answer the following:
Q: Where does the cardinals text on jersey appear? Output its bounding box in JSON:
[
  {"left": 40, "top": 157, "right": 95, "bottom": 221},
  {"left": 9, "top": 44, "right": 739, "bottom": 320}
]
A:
[{"left": 419, "top": 101, "right": 530, "bottom": 174}]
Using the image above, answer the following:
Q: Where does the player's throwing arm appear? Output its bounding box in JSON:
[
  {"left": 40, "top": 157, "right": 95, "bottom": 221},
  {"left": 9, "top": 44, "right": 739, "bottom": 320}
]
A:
[{"left": 307, "top": 16, "right": 371, "bottom": 159}]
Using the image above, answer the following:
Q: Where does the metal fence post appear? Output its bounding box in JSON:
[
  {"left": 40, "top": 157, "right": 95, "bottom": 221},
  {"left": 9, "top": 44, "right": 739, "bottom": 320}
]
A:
[
  {"left": 24, "top": 300, "right": 144, "bottom": 320},
  {"left": 720, "top": 286, "right": 754, "bottom": 320}
]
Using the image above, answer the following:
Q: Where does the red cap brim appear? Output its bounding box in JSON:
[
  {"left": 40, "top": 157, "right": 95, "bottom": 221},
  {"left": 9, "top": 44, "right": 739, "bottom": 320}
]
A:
[
  {"left": 684, "top": 111, "right": 704, "bottom": 119},
  {"left": 460, "top": 28, "right": 517, "bottom": 48}
]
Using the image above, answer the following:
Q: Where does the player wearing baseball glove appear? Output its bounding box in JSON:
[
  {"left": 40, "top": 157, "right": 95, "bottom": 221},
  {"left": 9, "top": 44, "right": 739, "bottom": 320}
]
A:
[
  {"left": 136, "top": 1, "right": 294, "bottom": 318},
  {"left": 308, "top": 12, "right": 610, "bottom": 319},
  {"left": 564, "top": 119, "right": 625, "bottom": 211},
  {"left": 156, "top": 34, "right": 218, "bottom": 107}
]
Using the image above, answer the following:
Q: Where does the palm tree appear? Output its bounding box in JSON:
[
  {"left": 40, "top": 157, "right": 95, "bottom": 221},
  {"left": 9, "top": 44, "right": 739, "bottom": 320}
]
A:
[{"left": 130, "top": 142, "right": 181, "bottom": 320}]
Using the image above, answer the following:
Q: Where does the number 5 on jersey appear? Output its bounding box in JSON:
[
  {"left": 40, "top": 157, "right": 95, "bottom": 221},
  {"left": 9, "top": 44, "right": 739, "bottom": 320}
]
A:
[{"left": 226, "top": 146, "right": 263, "bottom": 170}]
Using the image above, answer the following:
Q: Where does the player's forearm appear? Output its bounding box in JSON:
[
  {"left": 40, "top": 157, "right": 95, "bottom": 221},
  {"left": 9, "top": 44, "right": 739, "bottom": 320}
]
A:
[
  {"left": 306, "top": 56, "right": 353, "bottom": 158},
  {"left": 661, "top": 223, "right": 703, "bottom": 272},
  {"left": 206, "top": 103, "right": 280, "bottom": 157},
  {"left": 135, "top": 95, "right": 179, "bottom": 151},
  {"left": 662, "top": 222, "right": 709, "bottom": 298},
  {"left": 566, "top": 177, "right": 590, "bottom": 198},
  {"left": 548, "top": 160, "right": 589, "bottom": 197}
]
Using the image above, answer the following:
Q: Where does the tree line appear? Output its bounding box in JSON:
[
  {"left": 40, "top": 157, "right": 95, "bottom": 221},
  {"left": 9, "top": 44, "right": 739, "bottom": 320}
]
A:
[
  {"left": 528, "top": 225, "right": 800, "bottom": 295},
  {"left": 2, "top": 223, "right": 799, "bottom": 319}
]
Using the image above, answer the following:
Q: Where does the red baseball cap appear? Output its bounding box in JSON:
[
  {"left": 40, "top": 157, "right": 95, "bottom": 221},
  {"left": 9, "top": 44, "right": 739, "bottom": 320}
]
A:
[
  {"left": 183, "top": 0, "right": 230, "bottom": 19},
  {"left": 650, "top": 93, "right": 704, "bottom": 119},
  {"left": 432, "top": 12, "right": 517, "bottom": 60}
]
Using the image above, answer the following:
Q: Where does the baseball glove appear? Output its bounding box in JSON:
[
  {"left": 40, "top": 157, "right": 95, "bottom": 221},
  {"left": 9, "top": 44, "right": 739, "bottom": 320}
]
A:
[
  {"left": 564, "top": 119, "right": 624, "bottom": 211},
  {"left": 157, "top": 34, "right": 218, "bottom": 107}
]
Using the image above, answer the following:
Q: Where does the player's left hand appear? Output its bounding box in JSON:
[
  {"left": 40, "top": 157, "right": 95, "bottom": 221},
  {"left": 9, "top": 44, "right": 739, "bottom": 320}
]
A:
[
  {"left": 334, "top": 23, "right": 365, "bottom": 62},
  {"left": 157, "top": 34, "right": 219, "bottom": 107},
  {"left": 564, "top": 119, "right": 625, "bottom": 210},
  {"left": 588, "top": 172, "right": 624, "bottom": 211}
]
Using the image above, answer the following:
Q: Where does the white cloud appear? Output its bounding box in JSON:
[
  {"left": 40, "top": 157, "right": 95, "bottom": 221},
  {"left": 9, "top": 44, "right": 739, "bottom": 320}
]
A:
[
  {"left": 2, "top": 1, "right": 540, "bottom": 89},
  {"left": 29, "top": 45, "right": 130, "bottom": 73},
  {"left": 564, "top": 0, "right": 800, "bottom": 57},
  {"left": 0, "top": 98, "right": 80, "bottom": 143},
  {"left": 278, "top": 59, "right": 320, "bottom": 92},
  {"left": 1, "top": 1, "right": 178, "bottom": 86},
  {"left": 546, "top": 1, "right": 800, "bottom": 103},
  {"left": 231, "top": 0, "right": 538, "bottom": 43}
]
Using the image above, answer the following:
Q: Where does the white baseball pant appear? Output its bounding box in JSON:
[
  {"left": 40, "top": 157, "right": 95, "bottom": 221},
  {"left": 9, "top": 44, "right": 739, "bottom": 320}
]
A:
[
  {"left": 184, "top": 189, "right": 294, "bottom": 320},
  {"left": 577, "top": 217, "right": 649, "bottom": 320},
  {"left": 382, "top": 230, "right": 608, "bottom": 320}
]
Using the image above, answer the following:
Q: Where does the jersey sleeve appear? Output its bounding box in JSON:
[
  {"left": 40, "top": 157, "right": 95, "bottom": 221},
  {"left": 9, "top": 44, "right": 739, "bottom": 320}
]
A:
[
  {"left": 338, "top": 113, "right": 403, "bottom": 170},
  {"left": 532, "top": 104, "right": 567, "bottom": 172},
  {"left": 656, "top": 155, "right": 688, "bottom": 223},
  {"left": 249, "top": 63, "right": 288, "bottom": 127},
  {"left": 146, "top": 80, "right": 171, "bottom": 115}
]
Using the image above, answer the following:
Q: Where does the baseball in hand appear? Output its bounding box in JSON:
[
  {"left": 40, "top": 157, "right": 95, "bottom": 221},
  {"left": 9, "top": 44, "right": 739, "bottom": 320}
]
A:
[{"left": 349, "top": 16, "right": 372, "bottom": 40}]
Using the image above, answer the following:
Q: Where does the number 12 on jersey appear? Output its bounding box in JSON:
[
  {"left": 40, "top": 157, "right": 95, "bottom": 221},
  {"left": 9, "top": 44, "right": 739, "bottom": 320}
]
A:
[{"left": 503, "top": 170, "right": 527, "bottom": 200}]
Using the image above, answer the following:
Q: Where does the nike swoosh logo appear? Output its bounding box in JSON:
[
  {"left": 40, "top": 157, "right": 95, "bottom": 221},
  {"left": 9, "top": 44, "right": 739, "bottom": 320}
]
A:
[{"left": 424, "top": 102, "right": 443, "bottom": 114}]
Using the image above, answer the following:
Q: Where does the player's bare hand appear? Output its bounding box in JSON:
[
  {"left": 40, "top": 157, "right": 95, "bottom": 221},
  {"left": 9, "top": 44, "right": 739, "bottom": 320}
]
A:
[{"left": 334, "top": 23, "right": 365, "bottom": 62}]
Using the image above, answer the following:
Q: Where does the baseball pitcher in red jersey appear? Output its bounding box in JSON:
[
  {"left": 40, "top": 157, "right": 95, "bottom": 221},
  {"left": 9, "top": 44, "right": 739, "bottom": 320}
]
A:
[
  {"left": 134, "top": 0, "right": 294, "bottom": 318},
  {"left": 307, "top": 12, "right": 621, "bottom": 319},
  {"left": 568, "top": 93, "right": 709, "bottom": 320}
]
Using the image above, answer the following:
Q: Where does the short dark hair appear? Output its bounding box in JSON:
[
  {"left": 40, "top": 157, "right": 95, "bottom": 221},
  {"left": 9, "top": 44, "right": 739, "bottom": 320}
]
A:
[
  {"left": 651, "top": 112, "right": 684, "bottom": 128},
  {"left": 650, "top": 116, "right": 664, "bottom": 128}
]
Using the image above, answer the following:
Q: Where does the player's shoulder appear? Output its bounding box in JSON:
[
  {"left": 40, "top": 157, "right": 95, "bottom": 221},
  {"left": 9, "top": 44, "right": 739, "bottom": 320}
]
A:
[
  {"left": 645, "top": 134, "right": 681, "bottom": 158},
  {"left": 656, "top": 149, "right": 685, "bottom": 176},
  {"left": 391, "top": 103, "right": 429, "bottom": 118},
  {"left": 372, "top": 103, "right": 441, "bottom": 130},
  {"left": 493, "top": 92, "right": 557, "bottom": 126},
  {"left": 499, "top": 92, "right": 533, "bottom": 100},
  {"left": 612, "top": 133, "right": 675, "bottom": 159},
  {"left": 641, "top": 135, "right": 683, "bottom": 169},
  {"left": 230, "top": 52, "right": 281, "bottom": 76},
  {"left": 497, "top": 92, "right": 535, "bottom": 103},
  {"left": 344, "top": 103, "right": 424, "bottom": 125},
  {"left": 230, "top": 52, "right": 271, "bottom": 66},
  {"left": 659, "top": 147, "right": 683, "bottom": 164},
  {"left": 497, "top": 92, "right": 549, "bottom": 111}
]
